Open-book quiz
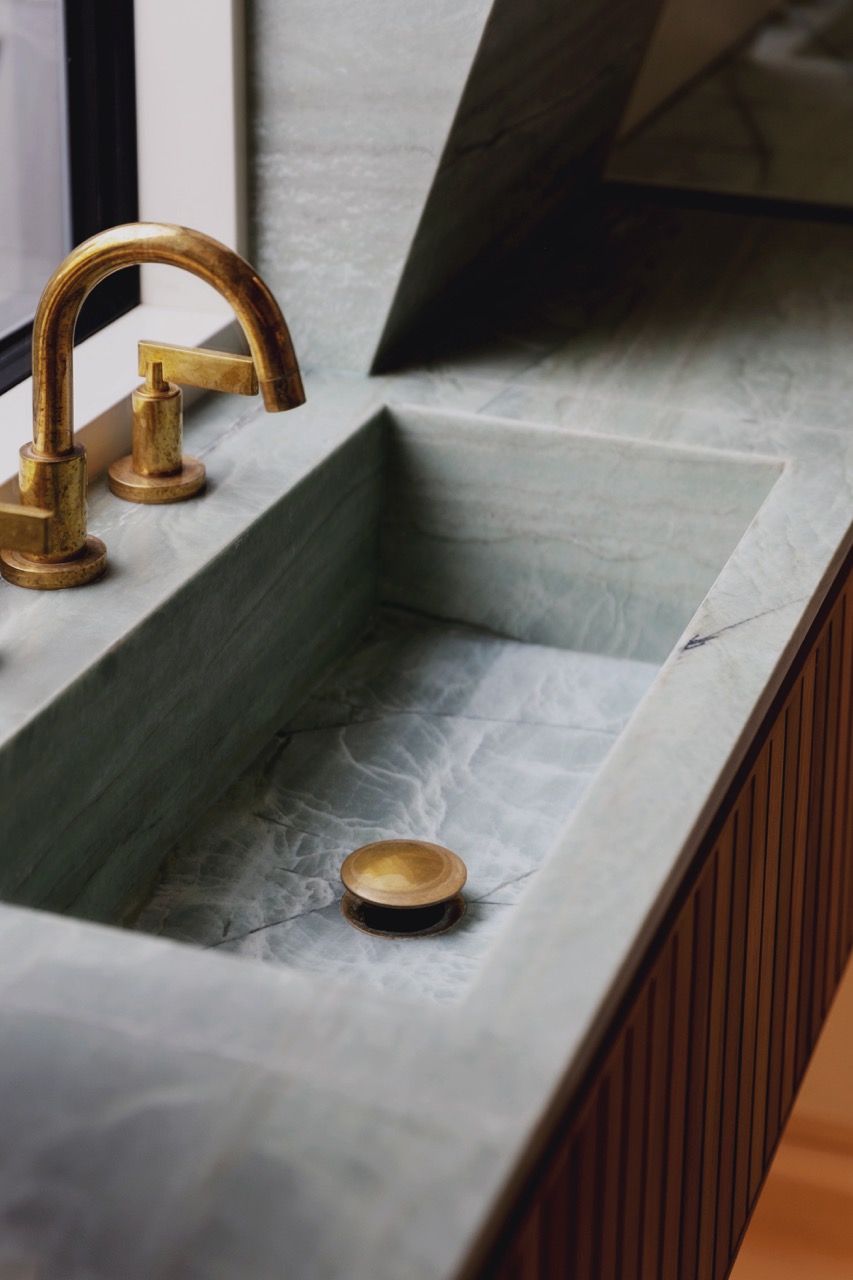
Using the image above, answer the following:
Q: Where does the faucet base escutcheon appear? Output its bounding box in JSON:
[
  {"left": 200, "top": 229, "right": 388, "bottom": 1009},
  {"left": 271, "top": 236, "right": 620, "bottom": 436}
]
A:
[
  {"left": 0, "top": 536, "right": 107, "bottom": 590},
  {"left": 0, "top": 441, "right": 107, "bottom": 588},
  {"left": 107, "top": 454, "right": 206, "bottom": 504}
]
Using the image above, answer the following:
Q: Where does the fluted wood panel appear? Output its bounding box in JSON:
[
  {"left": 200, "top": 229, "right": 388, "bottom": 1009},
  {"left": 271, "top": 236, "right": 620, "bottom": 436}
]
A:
[{"left": 474, "top": 565, "right": 853, "bottom": 1280}]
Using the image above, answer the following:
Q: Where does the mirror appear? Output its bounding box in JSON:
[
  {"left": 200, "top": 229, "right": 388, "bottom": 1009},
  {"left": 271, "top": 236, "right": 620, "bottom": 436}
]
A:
[{"left": 607, "top": 1, "right": 853, "bottom": 210}]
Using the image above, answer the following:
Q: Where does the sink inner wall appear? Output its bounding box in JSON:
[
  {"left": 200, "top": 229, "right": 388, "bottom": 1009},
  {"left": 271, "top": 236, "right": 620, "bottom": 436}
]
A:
[
  {"left": 134, "top": 608, "right": 657, "bottom": 1001},
  {"left": 382, "top": 405, "right": 784, "bottom": 662},
  {"left": 128, "top": 406, "right": 781, "bottom": 995}
]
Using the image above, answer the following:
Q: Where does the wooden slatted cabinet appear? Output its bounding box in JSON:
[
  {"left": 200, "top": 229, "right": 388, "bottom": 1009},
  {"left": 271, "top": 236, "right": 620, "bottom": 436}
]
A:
[{"left": 470, "top": 564, "right": 853, "bottom": 1280}]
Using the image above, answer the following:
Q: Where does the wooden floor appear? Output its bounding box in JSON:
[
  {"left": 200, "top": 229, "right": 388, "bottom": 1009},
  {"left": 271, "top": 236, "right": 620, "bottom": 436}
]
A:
[{"left": 731, "top": 959, "right": 853, "bottom": 1280}]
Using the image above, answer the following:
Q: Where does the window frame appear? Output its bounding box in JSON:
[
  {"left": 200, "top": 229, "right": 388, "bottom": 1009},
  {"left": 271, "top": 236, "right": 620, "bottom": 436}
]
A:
[
  {"left": 0, "top": 0, "right": 246, "bottom": 496},
  {"left": 0, "top": 0, "right": 140, "bottom": 394}
]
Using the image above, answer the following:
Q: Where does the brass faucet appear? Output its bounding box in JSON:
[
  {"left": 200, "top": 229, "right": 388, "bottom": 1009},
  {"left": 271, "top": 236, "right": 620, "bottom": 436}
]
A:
[
  {"left": 0, "top": 222, "right": 305, "bottom": 590},
  {"left": 0, "top": 504, "right": 52, "bottom": 559}
]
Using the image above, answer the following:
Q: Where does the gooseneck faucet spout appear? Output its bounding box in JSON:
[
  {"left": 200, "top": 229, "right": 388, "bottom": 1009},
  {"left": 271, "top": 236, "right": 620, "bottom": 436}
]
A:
[{"left": 0, "top": 223, "right": 305, "bottom": 589}]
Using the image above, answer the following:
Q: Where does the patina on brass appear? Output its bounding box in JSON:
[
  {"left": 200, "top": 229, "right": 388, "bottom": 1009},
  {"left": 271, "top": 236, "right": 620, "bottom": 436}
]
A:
[
  {"left": 340, "top": 839, "right": 468, "bottom": 938},
  {"left": 107, "top": 340, "right": 262, "bottom": 503},
  {"left": 0, "top": 503, "right": 52, "bottom": 555},
  {"left": 0, "top": 222, "right": 305, "bottom": 587}
]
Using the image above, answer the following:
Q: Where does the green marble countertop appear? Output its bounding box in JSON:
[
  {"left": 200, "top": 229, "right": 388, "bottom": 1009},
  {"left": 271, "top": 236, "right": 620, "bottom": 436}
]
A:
[{"left": 2, "top": 200, "right": 853, "bottom": 1279}]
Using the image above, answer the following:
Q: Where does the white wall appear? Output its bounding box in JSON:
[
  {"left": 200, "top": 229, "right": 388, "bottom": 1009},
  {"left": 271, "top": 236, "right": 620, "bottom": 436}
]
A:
[{"left": 134, "top": 0, "right": 246, "bottom": 314}]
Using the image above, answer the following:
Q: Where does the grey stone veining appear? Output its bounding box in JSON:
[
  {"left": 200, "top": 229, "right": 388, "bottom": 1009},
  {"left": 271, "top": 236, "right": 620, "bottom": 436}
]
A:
[
  {"left": 0, "top": 398, "right": 775, "bottom": 930},
  {"left": 372, "top": 0, "right": 663, "bottom": 365},
  {"left": 135, "top": 609, "right": 658, "bottom": 1001},
  {"left": 382, "top": 404, "right": 782, "bottom": 662},
  {"left": 0, "top": 409, "right": 385, "bottom": 923},
  {"left": 4, "top": 201, "right": 853, "bottom": 1279},
  {"left": 249, "top": 0, "right": 664, "bottom": 370}
]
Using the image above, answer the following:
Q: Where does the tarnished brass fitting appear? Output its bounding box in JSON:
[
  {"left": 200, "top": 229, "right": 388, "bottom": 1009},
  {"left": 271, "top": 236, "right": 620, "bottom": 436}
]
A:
[
  {"left": 0, "top": 444, "right": 106, "bottom": 590},
  {"left": 0, "top": 222, "right": 305, "bottom": 589},
  {"left": 0, "top": 503, "right": 53, "bottom": 561},
  {"left": 340, "top": 839, "right": 468, "bottom": 938},
  {"left": 107, "top": 340, "right": 261, "bottom": 503}
]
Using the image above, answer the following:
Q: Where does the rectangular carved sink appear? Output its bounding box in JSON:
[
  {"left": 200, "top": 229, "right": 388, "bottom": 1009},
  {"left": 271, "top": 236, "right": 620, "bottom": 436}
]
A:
[{"left": 127, "top": 404, "right": 782, "bottom": 999}]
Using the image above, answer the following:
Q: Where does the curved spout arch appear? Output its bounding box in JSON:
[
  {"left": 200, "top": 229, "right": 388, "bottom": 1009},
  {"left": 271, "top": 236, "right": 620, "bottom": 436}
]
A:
[{"left": 33, "top": 222, "right": 304, "bottom": 456}]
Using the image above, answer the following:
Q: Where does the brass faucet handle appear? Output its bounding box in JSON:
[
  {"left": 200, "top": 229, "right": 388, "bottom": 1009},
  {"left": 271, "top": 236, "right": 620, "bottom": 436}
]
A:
[
  {"left": 0, "top": 503, "right": 52, "bottom": 556},
  {"left": 109, "top": 339, "right": 261, "bottom": 506},
  {"left": 139, "top": 341, "right": 259, "bottom": 397}
]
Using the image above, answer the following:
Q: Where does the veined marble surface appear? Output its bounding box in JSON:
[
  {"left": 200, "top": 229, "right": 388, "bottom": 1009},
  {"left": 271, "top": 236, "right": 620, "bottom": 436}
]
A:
[
  {"left": 249, "top": 0, "right": 663, "bottom": 370},
  {"left": 136, "top": 609, "right": 658, "bottom": 1000},
  {"left": 608, "top": 0, "right": 853, "bottom": 207},
  {"left": 373, "top": 0, "right": 662, "bottom": 365},
  {"left": 383, "top": 404, "right": 781, "bottom": 662},
  {"left": 5, "top": 201, "right": 853, "bottom": 1279}
]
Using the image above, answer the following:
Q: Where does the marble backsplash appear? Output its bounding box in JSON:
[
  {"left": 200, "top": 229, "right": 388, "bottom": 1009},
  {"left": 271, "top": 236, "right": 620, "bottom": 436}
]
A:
[{"left": 248, "top": 0, "right": 665, "bottom": 371}]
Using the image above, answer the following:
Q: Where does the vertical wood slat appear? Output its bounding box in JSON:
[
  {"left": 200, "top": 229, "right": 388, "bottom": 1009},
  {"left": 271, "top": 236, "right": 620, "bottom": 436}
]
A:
[
  {"left": 749, "top": 719, "right": 785, "bottom": 1204},
  {"left": 640, "top": 951, "right": 673, "bottom": 1280},
  {"left": 780, "top": 651, "right": 816, "bottom": 1120},
  {"left": 732, "top": 751, "right": 769, "bottom": 1241},
  {"left": 621, "top": 987, "right": 651, "bottom": 1280},
  {"left": 696, "top": 831, "right": 734, "bottom": 1280},
  {"left": 599, "top": 1040, "right": 627, "bottom": 1280},
  {"left": 574, "top": 1094, "right": 599, "bottom": 1280},
  {"left": 841, "top": 589, "right": 853, "bottom": 961},
  {"left": 714, "top": 791, "right": 751, "bottom": 1277},
  {"left": 829, "top": 588, "right": 852, "bottom": 996},
  {"left": 841, "top": 587, "right": 853, "bottom": 965},
  {"left": 479, "top": 555, "right": 853, "bottom": 1280},
  {"left": 679, "top": 861, "right": 717, "bottom": 1280},
  {"left": 659, "top": 915, "right": 694, "bottom": 1280},
  {"left": 764, "top": 685, "right": 801, "bottom": 1163},
  {"left": 812, "top": 611, "right": 844, "bottom": 1043},
  {"left": 540, "top": 1131, "right": 571, "bottom": 1276},
  {"left": 797, "top": 621, "right": 831, "bottom": 1079}
]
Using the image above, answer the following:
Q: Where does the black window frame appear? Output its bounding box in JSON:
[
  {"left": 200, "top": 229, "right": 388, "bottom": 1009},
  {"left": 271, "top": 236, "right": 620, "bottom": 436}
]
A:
[{"left": 0, "top": 0, "right": 139, "bottom": 394}]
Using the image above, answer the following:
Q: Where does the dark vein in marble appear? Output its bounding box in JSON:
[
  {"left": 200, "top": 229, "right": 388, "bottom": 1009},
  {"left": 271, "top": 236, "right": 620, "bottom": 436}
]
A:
[
  {"left": 681, "top": 595, "right": 809, "bottom": 651},
  {"left": 471, "top": 868, "right": 539, "bottom": 903},
  {"left": 136, "top": 609, "right": 657, "bottom": 998},
  {"left": 209, "top": 900, "right": 337, "bottom": 949}
]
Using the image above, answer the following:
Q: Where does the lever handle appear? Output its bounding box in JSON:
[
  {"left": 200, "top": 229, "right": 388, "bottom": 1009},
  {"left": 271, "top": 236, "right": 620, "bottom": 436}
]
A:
[
  {"left": 0, "top": 503, "right": 52, "bottom": 555},
  {"left": 139, "top": 341, "right": 259, "bottom": 397},
  {"left": 108, "top": 339, "right": 257, "bottom": 504}
]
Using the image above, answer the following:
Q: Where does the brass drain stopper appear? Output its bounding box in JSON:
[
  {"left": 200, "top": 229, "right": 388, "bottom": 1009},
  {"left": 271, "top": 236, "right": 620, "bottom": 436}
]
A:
[{"left": 340, "top": 839, "right": 467, "bottom": 938}]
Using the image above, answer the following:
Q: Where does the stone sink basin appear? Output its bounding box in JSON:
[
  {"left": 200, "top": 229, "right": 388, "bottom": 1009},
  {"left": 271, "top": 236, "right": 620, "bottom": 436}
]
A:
[
  {"left": 125, "top": 404, "right": 783, "bottom": 998},
  {"left": 0, "top": 385, "right": 799, "bottom": 1280}
]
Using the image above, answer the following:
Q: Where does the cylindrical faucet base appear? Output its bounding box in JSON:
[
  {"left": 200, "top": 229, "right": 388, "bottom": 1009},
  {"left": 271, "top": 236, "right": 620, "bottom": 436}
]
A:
[
  {"left": 17, "top": 444, "right": 88, "bottom": 560},
  {"left": 132, "top": 383, "right": 183, "bottom": 476},
  {"left": 0, "top": 445, "right": 107, "bottom": 588},
  {"left": 108, "top": 380, "right": 205, "bottom": 504}
]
